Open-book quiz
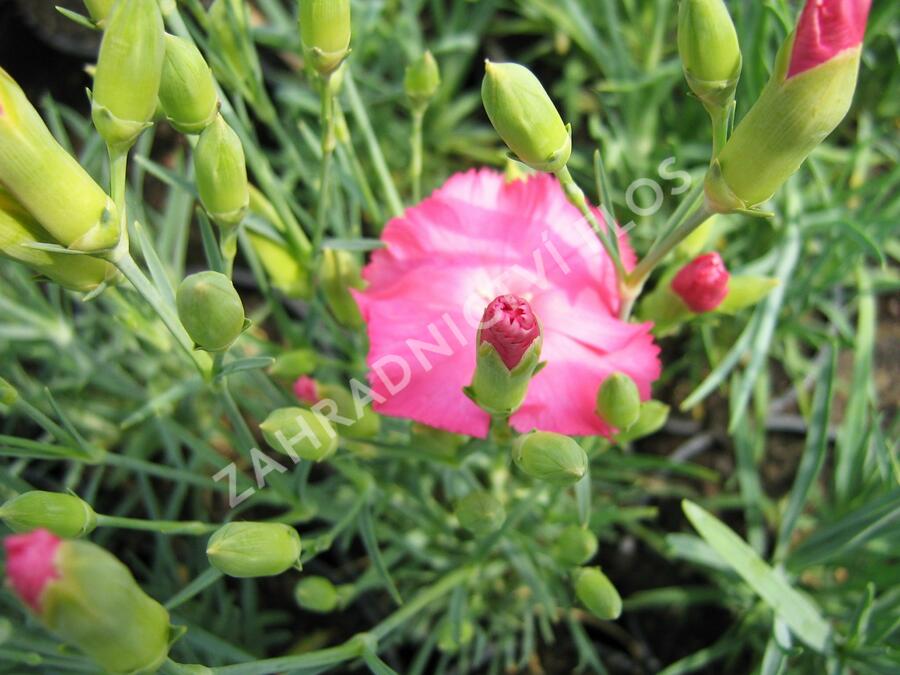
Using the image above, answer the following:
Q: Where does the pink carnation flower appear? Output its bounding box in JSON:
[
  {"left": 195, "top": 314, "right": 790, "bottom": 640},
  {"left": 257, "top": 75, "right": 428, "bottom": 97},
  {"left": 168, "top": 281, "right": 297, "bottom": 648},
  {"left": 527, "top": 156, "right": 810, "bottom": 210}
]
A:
[
  {"left": 353, "top": 169, "right": 660, "bottom": 438},
  {"left": 788, "top": 0, "right": 871, "bottom": 78},
  {"left": 4, "top": 529, "right": 61, "bottom": 613}
]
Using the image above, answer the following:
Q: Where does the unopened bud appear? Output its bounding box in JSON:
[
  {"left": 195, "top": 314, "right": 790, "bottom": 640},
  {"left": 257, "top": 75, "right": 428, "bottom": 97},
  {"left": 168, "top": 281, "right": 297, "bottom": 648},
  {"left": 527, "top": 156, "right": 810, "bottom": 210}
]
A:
[
  {"left": 512, "top": 432, "right": 587, "bottom": 487},
  {"left": 0, "top": 69, "right": 118, "bottom": 252},
  {"left": 177, "top": 271, "right": 246, "bottom": 352},
  {"left": 717, "top": 275, "right": 779, "bottom": 314},
  {"left": 677, "top": 0, "right": 742, "bottom": 109},
  {"left": 270, "top": 348, "right": 318, "bottom": 379},
  {"left": 671, "top": 252, "right": 730, "bottom": 313},
  {"left": 294, "top": 576, "right": 338, "bottom": 613},
  {"left": 194, "top": 114, "right": 249, "bottom": 228},
  {"left": 615, "top": 400, "right": 670, "bottom": 443},
  {"left": 574, "top": 566, "right": 622, "bottom": 620},
  {"left": 0, "top": 491, "right": 97, "bottom": 538},
  {"left": 260, "top": 407, "right": 338, "bottom": 462},
  {"left": 467, "top": 295, "right": 542, "bottom": 415},
  {"left": 4, "top": 530, "right": 172, "bottom": 672},
  {"left": 481, "top": 61, "right": 570, "bottom": 172},
  {"left": 206, "top": 522, "right": 302, "bottom": 578},
  {"left": 0, "top": 188, "right": 116, "bottom": 291},
  {"left": 159, "top": 34, "right": 219, "bottom": 134},
  {"left": 83, "top": 0, "right": 114, "bottom": 24},
  {"left": 706, "top": 0, "right": 871, "bottom": 211},
  {"left": 91, "top": 0, "right": 165, "bottom": 151},
  {"left": 595, "top": 372, "right": 641, "bottom": 431},
  {"left": 320, "top": 249, "right": 364, "bottom": 328},
  {"left": 0, "top": 376, "right": 17, "bottom": 406},
  {"left": 405, "top": 51, "right": 441, "bottom": 107},
  {"left": 554, "top": 525, "right": 598, "bottom": 567},
  {"left": 299, "top": 0, "right": 352, "bottom": 76},
  {"left": 437, "top": 619, "right": 475, "bottom": 654},
  {"left": 455, "top": 490, "right": 505, "bottom": 535}
]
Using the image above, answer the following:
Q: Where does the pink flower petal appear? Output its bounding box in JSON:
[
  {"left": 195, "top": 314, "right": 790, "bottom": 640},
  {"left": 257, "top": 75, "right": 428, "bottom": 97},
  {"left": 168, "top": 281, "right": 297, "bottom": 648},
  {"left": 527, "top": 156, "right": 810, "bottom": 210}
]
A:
[
  {"left": 4, "top": 529, "right": 61, "bottom": 613},
  {"left": 355, "top": 169, "right": 661, "bottom": 438},
  {"left": 788, "top": 0, "right": 871, "bottom": 78}
]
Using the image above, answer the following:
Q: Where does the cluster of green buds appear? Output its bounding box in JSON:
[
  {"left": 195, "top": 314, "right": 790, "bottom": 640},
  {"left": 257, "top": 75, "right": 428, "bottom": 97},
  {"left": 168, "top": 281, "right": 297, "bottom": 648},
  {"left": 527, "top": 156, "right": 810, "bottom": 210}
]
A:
[
  {"left": 0, "top": 69, "right": 119, "bottom": 254},
  {"left": 299, "top": 0, "right": 352, "bottom": 77},
  {"left": 1, "top": 491, "right": 97, "bottom": 538},
  {"left": 207, "top": 522, "right": 302, "bottom": 578},
  {"left": 5, "top": 530, "right": 174, "bottom": 673},
  {"left": 176, "top": 271, "right": 247, "bottom": 352}
]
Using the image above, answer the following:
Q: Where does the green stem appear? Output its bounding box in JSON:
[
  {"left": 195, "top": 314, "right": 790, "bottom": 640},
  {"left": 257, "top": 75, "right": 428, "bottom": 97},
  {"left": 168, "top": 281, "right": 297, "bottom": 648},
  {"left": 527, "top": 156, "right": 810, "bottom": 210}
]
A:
[
  {"left": 554, "top": 166, "right": 627, "bottom": 283},
  {"left": 410, "top": 106, "right": 425, "bottom": 203},
  {"left": 220, "top": 228, "right": 239, "bottom": 278},
  {"left": 707, "top": 102, "right": 732, "bottom": 159},
  {"left": 314, "top": 74, "right": 336, "bottom": 255},
  {"left": 343, "top": 68, "right": 405, "bottom": 218},
  {"left": 95, "top": 514, "right": 218, "bottom": 535},
  {"left": 335, "top": 104, "right": 383, "bottom": 225},
  {"left": 619, "top": 199, "right": 713, "bottom": 320},
  {"left": 108, "top": 146, "right": 128, "bottom": 215}
]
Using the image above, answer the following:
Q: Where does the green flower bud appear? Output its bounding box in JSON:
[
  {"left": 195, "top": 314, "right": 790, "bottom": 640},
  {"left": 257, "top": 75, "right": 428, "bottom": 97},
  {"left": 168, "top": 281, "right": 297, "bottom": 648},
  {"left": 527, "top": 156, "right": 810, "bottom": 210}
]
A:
[
  {"left": 677, "top": 0, "right": 742, "bottom": 109},
  {"left": 207, "top": 0, "right": 262, "bottom": 101},
  {"left": 194, "top": 114, "right": 249, "bottom": 228},
  {"left": 0, "top": 491, "right": 97, "bottom": 538},
  {"left": 176, "top": 271, "right": 246, "bottom": 352},
  {"left": 437, "top": 619, "right": 475, "bottom": 654},
  {"left": 707, "top": 34, "right": 863, "bottom": 212},
  {"left": 294, "top": 576, "right": 338, "bottom": 613},
  {"left": 595, "top": 372, "right": 641, "bottom": 431},
  {"left": 83, "top": 0, "right": 115, "bottom": 24},
  {"left": 0, "top": 187, "right": 116, "bottom": 291},
  {"left": 206, "top": 522, "right": 302, "bottom": 578},
  {"left": 405, "top": 51, "right": 441, "bottom": 107},
  {"left": 91, "top": 0, "right": 166, "bottom": 151},
  {"left": 320, "top": 249, "right": 364, "bottom": 328},
  {"left": 299, "top": 0, "right": 352, "bottom": 76},
  {"left": 481, "top": 61, "right": 571, "bottom": 172},
  {"left": 269, "top": 348, "right": 318, "bottom": 379},
  {"left": 574, "top": 566, "right": 622, "bottom": 620},
  {"left": 512, "top": 432, "right": 587, "bottom": 487},
  {"left": 247, "top": 185, "right": 311, "bottom": 298},
  {"left": 260, "top": 407, "right": 338, "bottom": 462},
  {"left": 615, "top": 400, "right": 670, "bottom": 443},
  {"left": 0, "top": 376, "right": 17, "bottom": 406},
  {"left": 716, "top": 275, "right": 779, "bottom": 314},
  {"left": 159, "top": 34, "right": 219, "bottom": 135},
  {"left": 455, "top": 490, "right": 505, "bottom": 536},
  {"left": 44, "top": 540, "right": 173, "bottom": 672},
  {"left": 554, "top": 525, "right": 598, "bottom": 567},
  {"left": 314, "top": 383, "right": 380, "bottom": 440},
  {"left": 0, "top": 69, "right": 118, "bottom": 252}
]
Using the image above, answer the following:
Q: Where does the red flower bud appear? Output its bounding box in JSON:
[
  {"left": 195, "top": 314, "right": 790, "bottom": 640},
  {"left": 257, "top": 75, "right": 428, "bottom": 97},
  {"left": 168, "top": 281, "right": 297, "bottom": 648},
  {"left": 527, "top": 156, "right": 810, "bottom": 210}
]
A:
[
  {"left": 788, "top": 0, "right": 871, "bottom": 78},
  {"left": 478, "top": 294, "right": 541, "bottom": 370},
  {"left": 293, "top": 376, "right": 319, "bottom": 404},
  {"left": 4, "top": 529, "right": 61, "bottom": 613},
  {"left": 671, "top": 252, "right": 730, "bottom": 313}
]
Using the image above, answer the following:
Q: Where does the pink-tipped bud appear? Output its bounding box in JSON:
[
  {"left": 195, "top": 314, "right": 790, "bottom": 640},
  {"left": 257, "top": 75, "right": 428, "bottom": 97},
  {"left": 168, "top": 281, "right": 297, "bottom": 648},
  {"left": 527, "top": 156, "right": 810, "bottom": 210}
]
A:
[
  {"left": 478, "top": 294, "right": 541, "bottom": 370},
  {"left": 671, "top": 253, "right": 730, "bottom": 313},
  {"left": 788, "top": 0, "right": 871, "bottom": 78},
  {"left": 293, "top": 376, "right": 319, "bottom": 404},
  {"left": 3, "top": 529, "right": 60, "bottom": 613}
]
